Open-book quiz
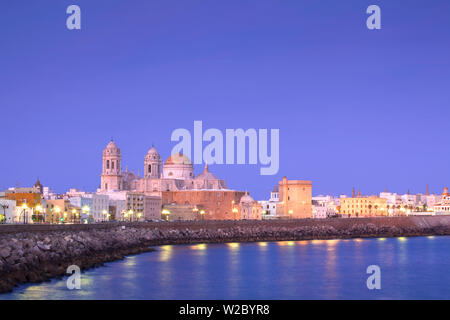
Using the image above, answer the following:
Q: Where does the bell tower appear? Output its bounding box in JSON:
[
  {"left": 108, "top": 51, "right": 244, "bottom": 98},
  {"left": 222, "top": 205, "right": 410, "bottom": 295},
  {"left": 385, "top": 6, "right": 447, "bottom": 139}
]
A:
[
  {"left": 144, "top": 146, "right": 161, "bottom": 179},
  {"left": 100, "top": 140, "right": 123, "bottom": 191}
]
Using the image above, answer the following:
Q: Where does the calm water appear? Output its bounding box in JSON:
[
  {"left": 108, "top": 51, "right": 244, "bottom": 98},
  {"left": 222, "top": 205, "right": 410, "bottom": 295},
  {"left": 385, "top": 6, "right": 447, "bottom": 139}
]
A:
[{"left": 1, "top": 236, "right": 450, "bottom": 300}]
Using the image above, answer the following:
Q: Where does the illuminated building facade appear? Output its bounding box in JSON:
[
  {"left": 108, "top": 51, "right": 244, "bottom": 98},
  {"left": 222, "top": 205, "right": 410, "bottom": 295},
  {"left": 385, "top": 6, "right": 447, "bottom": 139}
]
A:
[{"left": 277, "top": 177, "right": 312, "bottom": 219}]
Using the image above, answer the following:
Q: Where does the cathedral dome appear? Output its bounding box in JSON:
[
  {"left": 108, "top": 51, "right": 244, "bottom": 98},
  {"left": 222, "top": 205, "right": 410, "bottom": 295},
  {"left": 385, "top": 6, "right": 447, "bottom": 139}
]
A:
[
  {"left": 145, "top": 146, "right": 161, "bottom": 160},
  {"left": 195, "top": 164, "right": 219, "bottom": 181},
  {"left": 104, "top": 140, "right": 120, "bottom": 155},
  {"left": 240, "top": 192, "right": 254, "bottom": 204},
  {"left": 147, "top": 146, "right": 159, "bottom": 155},
  {"left": 165, "top": 152, "right": 192, "bottom": 165},
  {"left": 163, "top": 152, "right": 194, "bottom": 180}
]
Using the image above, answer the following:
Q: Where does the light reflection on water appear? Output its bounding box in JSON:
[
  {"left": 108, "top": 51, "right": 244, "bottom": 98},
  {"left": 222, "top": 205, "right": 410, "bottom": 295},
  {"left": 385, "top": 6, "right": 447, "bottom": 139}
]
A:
[{"left": 1, "top": 236, "right": 450, "bottom": 300}]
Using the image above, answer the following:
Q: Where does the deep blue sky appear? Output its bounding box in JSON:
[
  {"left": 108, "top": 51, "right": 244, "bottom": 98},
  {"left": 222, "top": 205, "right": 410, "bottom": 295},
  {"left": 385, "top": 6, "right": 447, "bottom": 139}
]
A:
[{"left": 1, "top": 1, "right": 449, "bottom": 199}]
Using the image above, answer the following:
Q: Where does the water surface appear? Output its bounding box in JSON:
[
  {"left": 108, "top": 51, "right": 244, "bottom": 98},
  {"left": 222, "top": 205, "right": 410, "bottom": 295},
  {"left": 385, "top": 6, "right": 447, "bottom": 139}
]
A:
[{"left": 1, "top": 236, "right": 449, "bottom": 300}]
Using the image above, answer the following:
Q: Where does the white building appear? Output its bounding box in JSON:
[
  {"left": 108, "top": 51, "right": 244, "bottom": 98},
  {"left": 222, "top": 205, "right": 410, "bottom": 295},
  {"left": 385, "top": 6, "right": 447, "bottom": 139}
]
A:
[
  {"left": 424, "top": 194, "right": 442, "bottom": 208},
  {"left": 100, "top": 190, "right": 162, "bottom": 221},
  {"left": 144, "top": 196, "right": 162, "bottom": 220},
  {"left": 433, "top": 187, "right": 450, "bottom": 215},
  {"left": 43, "top": 186, "right": 57, "bottom": 200},
  {"left": 312, "top": 204, "right": 328, "bottom": 219},
  {"left": 312, "top": 195, "right": 339, "bottom": 219},
  {"left": 90, "top": 194, "right": 109, "bottom": 222},
  {"left": 0, "top": 199, "right": 17, "bottom": 224},
  {"left": 67, "top": 192, "right": 110, "bottom": 222},
  {"left": 258, "top": 186, "right": 279, "bottom": 220}
]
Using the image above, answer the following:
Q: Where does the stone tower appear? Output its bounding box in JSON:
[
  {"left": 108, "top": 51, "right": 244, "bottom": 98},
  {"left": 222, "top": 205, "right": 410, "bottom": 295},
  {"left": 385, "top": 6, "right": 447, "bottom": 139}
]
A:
[
  {"left": 277, "top": 176, "right": 312, "bottom": 219},
  {"left": 144, "top": 146, "right": 161, "bottom": 179},
  {"left": 101, "top": 140, "right": 123, "bottom": 191}
]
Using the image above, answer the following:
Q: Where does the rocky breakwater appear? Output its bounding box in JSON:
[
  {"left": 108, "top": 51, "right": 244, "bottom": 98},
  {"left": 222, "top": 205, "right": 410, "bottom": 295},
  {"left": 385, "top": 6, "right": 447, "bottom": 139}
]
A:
[{"left": 0, "top": 226, "right": 155, "bottom": 293}]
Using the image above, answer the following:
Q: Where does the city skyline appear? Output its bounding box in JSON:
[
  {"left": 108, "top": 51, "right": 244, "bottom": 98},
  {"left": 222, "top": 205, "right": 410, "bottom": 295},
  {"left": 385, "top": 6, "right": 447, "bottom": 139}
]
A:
[{"left": 1, "top": 1, "right": 450, "bottom": 199}]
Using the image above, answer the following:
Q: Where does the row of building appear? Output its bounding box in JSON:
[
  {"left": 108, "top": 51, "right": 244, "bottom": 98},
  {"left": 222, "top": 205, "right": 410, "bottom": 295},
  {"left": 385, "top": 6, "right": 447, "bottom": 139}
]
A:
[
  {"left": 0, "top": 141, "right": 313, "bottom": 224},
  {"left": 306, "top": 187, "right": 450, "bottom": 219},
  {"left": 1, "top": 140, "right": 449, "bottom": 223}
]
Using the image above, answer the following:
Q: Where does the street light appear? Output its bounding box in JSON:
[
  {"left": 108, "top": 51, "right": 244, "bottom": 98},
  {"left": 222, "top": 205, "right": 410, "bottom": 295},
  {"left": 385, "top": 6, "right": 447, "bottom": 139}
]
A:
[
  {"left": 289, "top": 209, "right": 294, "bottom": 219},
  {"left": 21, "top": 203, "right": 28, "bottom": 224},
  {"left": 82, "top": 205, "right": 91, "bottom": 223},
  {"left": 161, "top": 209, "right": 170, "bottom": 221},
  {"left": 55, "top": 206, "right": 61, "bottom": 224},
  {"left": 35, "top": 205, "right": 42, "bottom": 223},
  {"left": 102, "top": 209, "right": 108, "bottom": 222},
  {"left": 199, "top": 210, "right": 205, "bottom": 222},
  {"left": 128, "top": 209, "right": 134, "bottom": 222},
  {"left": 72, "top": 209, "right": 78, "bottom": 223},
  {"left": 232, "top": 207, "right": 238, "bottom": 220}
]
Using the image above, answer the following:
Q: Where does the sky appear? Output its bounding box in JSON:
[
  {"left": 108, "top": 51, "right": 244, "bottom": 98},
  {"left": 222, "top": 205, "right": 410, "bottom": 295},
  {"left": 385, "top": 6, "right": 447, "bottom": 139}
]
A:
[{"left": 0, "top": 0, "right": 449, "bottom": 199}]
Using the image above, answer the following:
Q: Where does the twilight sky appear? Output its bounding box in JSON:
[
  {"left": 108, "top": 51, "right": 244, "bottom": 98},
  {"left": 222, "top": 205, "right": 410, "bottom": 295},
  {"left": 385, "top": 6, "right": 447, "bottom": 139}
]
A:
[{"left": 0, "top": 0, "right": 449, "bottom": 199}]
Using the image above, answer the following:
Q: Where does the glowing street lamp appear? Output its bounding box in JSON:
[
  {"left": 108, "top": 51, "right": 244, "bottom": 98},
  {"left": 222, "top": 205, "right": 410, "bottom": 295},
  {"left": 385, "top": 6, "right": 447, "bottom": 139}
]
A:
[
  {"left": 128, "top": 209, "right": 134, "bottom": 222},
  {"left": 82, "top": 205, "right": 91, "bottom": 223},
  {"left": 199, "top": 209, "right": 205, "bottom": 222},
  {"left": 55, "top": 206, "right": 61, "bottom": 224},
  {"left": 35, "top": 205, "right": 42, "bottom": 223},
  {"left": 161, "top": 209, "right": 170, "bottom": 221},
  {"left": 289, "top": 209, "right": 294, "bottom": 219},
  {"left": 102, "top": 209, "right": 108, "bottom": 222},
  {"left": 231, "top": 207, "right": 239, "bottom": 220},
  {"left": 21, "top": 202, "right": 28, "bottom": 224},
  {"left": 72, "top": 208, "right": 77, "bottom": 223}
]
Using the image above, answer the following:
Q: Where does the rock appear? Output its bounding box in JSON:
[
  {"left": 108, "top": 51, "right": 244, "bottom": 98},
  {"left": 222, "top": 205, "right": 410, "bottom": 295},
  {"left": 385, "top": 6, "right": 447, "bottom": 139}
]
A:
[{"left": 0, "top": 247, "right": 11, "bottom": 259}]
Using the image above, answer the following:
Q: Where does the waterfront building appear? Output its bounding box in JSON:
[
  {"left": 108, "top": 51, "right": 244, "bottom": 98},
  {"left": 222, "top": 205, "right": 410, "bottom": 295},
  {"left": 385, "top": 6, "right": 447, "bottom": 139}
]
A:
[
  {"left": 340, "top": 194, "right": 388, "bottom": 217},
  {"left": 258, "top": 186, "right": 280, "bottom": 220},
  {"left": 43, "top": 186, "right": 58, "bottom": 200},
  {"left": 98, "top": 190, "right": 161, "bottom": 221},
  {"left": 312, "top": 203, "right": 328, "bottom": 219},
  {"left": 0, "top": 199, "right": 16, "bottom": 224},
  {"left": 161, "top": 203, "right": 204, "bottom": 221},
  {"left": 312, "top": 195, "right": 338, "bottom": 218},
  {"left": 277, "top": 177, "right": 312, "bottom": 219},
  {"left": 102, "top": 191, "right": 127, "bottom": 221},
  {"left": 5, "top": 188, "right": 43, "bottom": 223},
  {"left": 46, "top": 199, "right": 72, "bottom": 223},
  {"left": 379, "top": 191, "right": 404, "bottom": 215},
  {"left": 162, "top": 190, "right": 246, "bottom": 220},
  {"left": 68, "top": 193, "right": 109, "bottom": 222},
  {"left": 238, "top": 192, "right": 263, "bottom": 220},
  {"left": 433, "top": 187, "right": 450, "bottom": 215},
  {"left": 98, "top": 141, "right": 252, "bottom": 220},
  {"left": 125, "top": 192, "right": 162, "bottom": 221},
  {"left": 424, "top": 194, "right": 442, "bottom": 209}
]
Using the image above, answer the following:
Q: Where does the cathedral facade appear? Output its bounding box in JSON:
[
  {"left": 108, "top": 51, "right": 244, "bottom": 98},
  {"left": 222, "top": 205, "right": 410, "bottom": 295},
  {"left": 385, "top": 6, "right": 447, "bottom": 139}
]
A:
[
  {"left": 99, "top": 140, "right": 264, "bottom": 220},
  {"left": 100, "top": 140, "right": 228, "bottom": 195}
]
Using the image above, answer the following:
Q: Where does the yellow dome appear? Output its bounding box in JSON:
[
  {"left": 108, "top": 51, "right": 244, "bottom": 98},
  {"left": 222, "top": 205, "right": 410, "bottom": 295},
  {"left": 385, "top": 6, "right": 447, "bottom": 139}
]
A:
[{"left": 164, "top": 152, "right": 192, "bottom": 165}]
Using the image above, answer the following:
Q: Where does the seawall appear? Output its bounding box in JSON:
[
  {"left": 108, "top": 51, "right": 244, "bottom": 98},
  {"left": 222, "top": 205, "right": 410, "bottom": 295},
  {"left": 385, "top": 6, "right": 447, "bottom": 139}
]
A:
[{"left": 1, "top": 216, "right": 450, "bottom": 293}]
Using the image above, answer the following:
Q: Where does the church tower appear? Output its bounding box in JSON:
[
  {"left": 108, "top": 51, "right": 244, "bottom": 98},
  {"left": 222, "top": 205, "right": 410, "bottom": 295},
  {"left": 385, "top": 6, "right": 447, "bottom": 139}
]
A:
[
  {"left": 101, "top": 140, "right": 123, "bottom": 191},
  {"left": 270, "top": 185, "right": 279, "bottom": 202},
  {"left": 144, "top": 146, "right": 161, "bottom": 179}
]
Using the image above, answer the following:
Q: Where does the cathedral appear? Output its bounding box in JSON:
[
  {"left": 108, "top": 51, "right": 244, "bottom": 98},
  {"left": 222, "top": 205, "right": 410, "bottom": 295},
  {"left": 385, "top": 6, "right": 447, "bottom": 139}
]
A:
[{"left": 100, "top": 140, "right": 228, "bottom": 196}]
